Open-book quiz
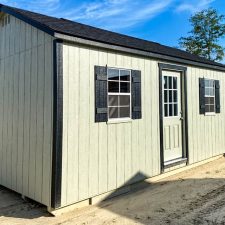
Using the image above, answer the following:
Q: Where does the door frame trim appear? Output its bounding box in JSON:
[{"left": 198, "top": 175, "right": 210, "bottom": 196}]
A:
[{"left": 158, "top": 63, "right": 188, "bottom": 173}]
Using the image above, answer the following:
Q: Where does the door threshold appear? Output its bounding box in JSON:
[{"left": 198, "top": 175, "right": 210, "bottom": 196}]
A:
[{"left": 164, "top": 157, "right": 187, "bottom": 169}]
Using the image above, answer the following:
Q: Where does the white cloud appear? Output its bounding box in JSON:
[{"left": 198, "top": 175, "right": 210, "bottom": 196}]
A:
[
  {"left": 176, "top": 0, "right": 215, "bottom": 13},
  {"left": 59, "top": 0, "right": 173, "bottom": 30}
]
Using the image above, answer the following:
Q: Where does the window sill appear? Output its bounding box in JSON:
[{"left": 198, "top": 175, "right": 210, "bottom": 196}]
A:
[
  {"left": 205, "top": 112, "right": 216, "bottom": 116},
  {"left": 107, "top": 119, "right": 132, "bottom": 124}
]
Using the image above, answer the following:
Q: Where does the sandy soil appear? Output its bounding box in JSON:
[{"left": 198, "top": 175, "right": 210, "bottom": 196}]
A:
[{"left": 1, "top": 157, "right": 225, "bottom": 225}]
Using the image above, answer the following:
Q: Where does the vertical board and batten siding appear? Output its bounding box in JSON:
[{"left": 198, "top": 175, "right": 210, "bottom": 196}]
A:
[
  {"left": 186, "top": 67, "right": 225, "bottom": 164},
  {"left": 61, "top": 43, "right": 161, "bottom": 207},
  {"left": 61, "top": 42, "right": 225, "bottom": 207},
  {"left": 0, "top": 14, "right": 53, "bottom": 206}
]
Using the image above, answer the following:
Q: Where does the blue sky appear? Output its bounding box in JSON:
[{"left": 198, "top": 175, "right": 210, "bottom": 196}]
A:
[{"left": 2, "top": 0, "right": 225, "bottom": 62}]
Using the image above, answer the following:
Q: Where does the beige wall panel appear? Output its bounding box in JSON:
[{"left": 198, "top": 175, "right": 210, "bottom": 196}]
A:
[
  {"left": 61, "top": 43, "right": 161, "bottom": 206},
  {"left": 0, "top": 14, "right": 53, "bottom": 206},
  {"left": 88, "top": 48, "right": 100, "bottom": 197},
  {"left": 187, "top": 66, "right": 225, "bottom": 164}
]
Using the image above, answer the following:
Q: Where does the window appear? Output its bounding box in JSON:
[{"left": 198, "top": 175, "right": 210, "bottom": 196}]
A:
[
  {"left": 108, "top": 68, "right": 131, "bottom": 119},
  {"left": 163, "top": 76, "right": 178, "bottom": 117},
  {"left": 204, "top": 79, "right": 215, "bottom": 113}
]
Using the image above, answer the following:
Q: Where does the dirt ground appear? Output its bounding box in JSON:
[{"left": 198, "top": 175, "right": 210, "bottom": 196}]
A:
[{"left": 1, "top": 157, "right": 225, "bottom": 225}]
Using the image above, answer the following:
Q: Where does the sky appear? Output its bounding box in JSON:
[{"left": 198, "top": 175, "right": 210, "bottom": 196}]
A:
[{"left": 1, "top": 0, "right": 225, "bottom": 62}]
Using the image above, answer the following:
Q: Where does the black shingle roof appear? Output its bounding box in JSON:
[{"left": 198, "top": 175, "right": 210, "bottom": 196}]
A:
[{"left": 0, "top": 3, "right": 225, "bottom": 69}]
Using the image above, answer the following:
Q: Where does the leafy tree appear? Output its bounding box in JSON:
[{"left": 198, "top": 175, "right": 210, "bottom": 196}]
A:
[{"left": 179, "top": 8, "right": 225, "bottom": 62}]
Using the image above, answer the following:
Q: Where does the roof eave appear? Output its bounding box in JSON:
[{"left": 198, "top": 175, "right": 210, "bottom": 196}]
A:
[{"left": 54, "top": 32, "right": 225, "bottom": 72}]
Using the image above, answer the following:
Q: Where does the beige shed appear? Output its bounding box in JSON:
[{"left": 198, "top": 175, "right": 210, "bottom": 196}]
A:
[{"left": 0, "top": 3, "right": 225, "bottom": 214}]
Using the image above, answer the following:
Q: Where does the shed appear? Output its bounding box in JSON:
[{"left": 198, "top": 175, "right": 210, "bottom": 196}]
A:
[{"left": 0, "top": 3, "right": 225, "bottom": 214}]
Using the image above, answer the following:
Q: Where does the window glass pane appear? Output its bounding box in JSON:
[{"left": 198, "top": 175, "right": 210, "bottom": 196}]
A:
[
  {"left": 173, "top": 90, "right": 177, "bottom": 102},
  {"left": 169, "top": 90, "right": 172, "bottom": 102},
  {"left": 205, "top": 79, "right": 210, "bottom": 88},
  {"left": 109, "top": 107, "right": 119, "bottom": 118},
  {"left": 210, "top": 80, "right": 214, "bottom": 87},
  {"left": 119, "top": 96, "right": 130, "bottom": 106},
  {"left": 164, "top": 90, "right": 168, "bottom": 103},
  {"left": 210, "top": 97, "right": 214, "bottom": 104},
  {"left": 205, "top": 97, "right": 210, "bottom": 104},
  {"left": 164, "top": 76, "right": 168, "bottom": 89},
  {"left": 119, "top": 107, "right": 130, "bottom": 118},
  {"left": 169, "top": 76, "right": 172, "bottom": 89},
  {"left": 108, "top": 81, "right": 119, "bottom": 92},
  {"left": 164, "top": 104, "right": 168, "bottom": 117},
  {"left": 205, "top": 88, "right": 210, "bottom": 96},
  {"left": 173, "top": 77, "right": 177, "bottom": 89},
  {"left": 174, "top": 104, "right": 178, "bottom": 116},
  {"left": 120, "top": 70, "right": 130, "bottom": 81},
  {"left": 120, "top": 82, "right": 130, "bottom": 93},
  {"left": 108, "top": 69, "right": 119, "bottom": 80},
  {"left": 210, "top": 105, "right": 215, "bottom": 112},
  {"left": 108, "top": 95, "right": 118, "bottom": 106},
  {"left": 209, "top": 88, "right": 214, "bottom": 96},
  {"left": 205, "top": 105, "right": 210, "bottom": 113}
]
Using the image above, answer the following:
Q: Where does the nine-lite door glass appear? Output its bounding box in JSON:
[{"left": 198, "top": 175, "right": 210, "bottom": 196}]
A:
[
  {"left": 204, "top": 79, "right": 215, "bottom": 113},
  {"left": 163, "top": 76, "right": 178, "bottom": 117},
  {"left": 108, "top": 68, "right": 131, "bottom": 119}
]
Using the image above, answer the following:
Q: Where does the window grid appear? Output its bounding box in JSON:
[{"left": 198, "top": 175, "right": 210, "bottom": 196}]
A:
[
  {"left": 204, "top": 79, "right": 215, "bottom": 113},
  {"left": 163, "top": 76, "right": 178, "bottom": 117},
  {"left": 108, "top": 68, "right": 131, "bottom": 119}
]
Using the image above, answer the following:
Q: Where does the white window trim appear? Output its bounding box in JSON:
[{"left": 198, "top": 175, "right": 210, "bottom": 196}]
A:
[
  {"left": 107, "top": 67, "right": 132, "bottom": 121},
  {"left": 204, "top": 78, "right": 216, "bottom": 115}
]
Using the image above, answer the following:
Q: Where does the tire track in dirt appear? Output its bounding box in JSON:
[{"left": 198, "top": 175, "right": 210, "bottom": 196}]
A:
[{"left": 161, "top": 184, "right": 225, "bottom": 224}]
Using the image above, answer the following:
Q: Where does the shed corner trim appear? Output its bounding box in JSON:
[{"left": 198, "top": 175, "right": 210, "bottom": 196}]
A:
[{"left": 51, "top": 39, "right": 63, "bottom": 209}]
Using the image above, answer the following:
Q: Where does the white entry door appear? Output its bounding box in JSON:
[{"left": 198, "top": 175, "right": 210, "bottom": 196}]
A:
[{"left": 162, "top": 70, "right": 183, "bottom": 162}]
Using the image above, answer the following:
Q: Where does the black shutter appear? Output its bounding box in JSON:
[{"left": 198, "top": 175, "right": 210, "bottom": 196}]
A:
[
  {"left": 215, "top": 80, "right": 220, "bottom": 113},
  {"left": 95, "top": 66, "right": 108, "bottom": 122},
  {"left": 131, "top": 70, "right": 142, "bottom": 119},
  {"left": 199, "top": 78, "right": 205, "bottom": 115}
]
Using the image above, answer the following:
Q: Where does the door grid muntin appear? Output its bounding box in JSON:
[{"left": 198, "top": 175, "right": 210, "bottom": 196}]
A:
[{"left": 163, "top": 75, "right": 179, "bottom": 117}]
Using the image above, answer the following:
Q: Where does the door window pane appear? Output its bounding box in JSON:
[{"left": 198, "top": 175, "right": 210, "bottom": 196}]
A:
[
  {"left": 164, "top": 76, "right": 168, "bottom": 89},
  {"left": 169, "top": 90, "right": 173, "bottom": 102},
  {"left": 173, "top": 77, "right": 177, "bottom": 89},
  {"left": 164, "top": 75, "right": 179, "bottom": 117},
  {"left": 164, "top": 90, "right": 168, "bottom": 103},
  {"left": 169, "top": 77, "right": 172, "bottom": 89},
  {"left": 174, "top": 104, "right": 178, "bottom": 116},
  {"left": 173, "top": 90, "right": 177, "bottom": 102},
  {"left": 169, "top": 104, "right": 173, "bottom": 116},
  {"left": 164, "top": 104, "right": 168, "bottom": 117}
]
